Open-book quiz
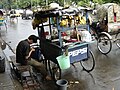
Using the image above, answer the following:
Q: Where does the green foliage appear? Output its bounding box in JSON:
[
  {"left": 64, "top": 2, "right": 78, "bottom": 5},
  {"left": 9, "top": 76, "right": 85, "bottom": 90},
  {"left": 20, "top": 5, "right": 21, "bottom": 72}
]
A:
[
  {"left": 77, "top": 0, "right": 92, "bottom": 7},
  {"left": 2, "top": 0, "right": 120, "bottom": 9},
  {"left": 92, "top": 0, "right": 104, "bottom": 4}
]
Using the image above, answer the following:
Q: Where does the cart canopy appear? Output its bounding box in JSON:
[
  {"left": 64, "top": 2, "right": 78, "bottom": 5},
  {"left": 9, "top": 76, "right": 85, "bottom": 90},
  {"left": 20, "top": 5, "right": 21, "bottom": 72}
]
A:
[{"left": 96, "top": 3, "right": 120, "bottom": 22}]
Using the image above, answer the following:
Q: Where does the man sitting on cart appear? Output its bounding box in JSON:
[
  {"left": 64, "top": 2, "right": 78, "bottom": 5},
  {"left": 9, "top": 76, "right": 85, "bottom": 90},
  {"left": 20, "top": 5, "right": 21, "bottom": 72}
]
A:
[{"left": 16, "top": 35, "right": 52, "bottom": 80}]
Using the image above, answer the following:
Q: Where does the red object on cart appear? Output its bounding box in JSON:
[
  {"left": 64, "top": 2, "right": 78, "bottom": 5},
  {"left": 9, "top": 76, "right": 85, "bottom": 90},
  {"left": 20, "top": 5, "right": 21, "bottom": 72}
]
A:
[{"left": 61, "top": 32, "right": 67, "bottom": 36}]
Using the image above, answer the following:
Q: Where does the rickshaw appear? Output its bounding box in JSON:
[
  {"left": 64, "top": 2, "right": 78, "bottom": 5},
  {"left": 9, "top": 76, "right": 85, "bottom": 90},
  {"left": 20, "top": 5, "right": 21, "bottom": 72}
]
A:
[
  {"left": 33, "top": 6, "right": 95, "bottom": 81},
  {"left": 91, "top": 3, "right": 120, "bottom": 54},
  {"left": 22, "top": 9, "right": 33, "bottom": 19},
  {"left": 9, "top": 10, "right": 18, "bottom": 23}
]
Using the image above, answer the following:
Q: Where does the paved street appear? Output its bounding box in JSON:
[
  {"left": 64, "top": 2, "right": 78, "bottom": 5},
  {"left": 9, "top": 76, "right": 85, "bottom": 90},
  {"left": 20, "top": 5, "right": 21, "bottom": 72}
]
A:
[{"left": 0, "top": 17, "right": 120, "bottom": 90}]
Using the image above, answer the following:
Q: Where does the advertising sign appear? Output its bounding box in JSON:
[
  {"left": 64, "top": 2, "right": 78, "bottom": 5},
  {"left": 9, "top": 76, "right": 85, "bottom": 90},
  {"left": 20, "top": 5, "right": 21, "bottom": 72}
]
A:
[{"left": 68, "top": 44, "right": 88, "bottom": 63}]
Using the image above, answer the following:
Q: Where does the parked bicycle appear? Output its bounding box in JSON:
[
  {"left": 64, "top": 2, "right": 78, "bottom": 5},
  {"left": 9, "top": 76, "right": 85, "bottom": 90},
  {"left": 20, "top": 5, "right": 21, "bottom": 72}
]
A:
[{"left": 90, "top": 3, "right": 120, "bottom": 54}]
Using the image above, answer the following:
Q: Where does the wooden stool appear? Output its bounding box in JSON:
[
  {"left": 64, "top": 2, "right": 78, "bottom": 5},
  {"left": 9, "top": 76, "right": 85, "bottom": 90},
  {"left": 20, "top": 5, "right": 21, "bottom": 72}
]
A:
[{"left": 9, "top": 55, "right": 41, "bottom": 89}]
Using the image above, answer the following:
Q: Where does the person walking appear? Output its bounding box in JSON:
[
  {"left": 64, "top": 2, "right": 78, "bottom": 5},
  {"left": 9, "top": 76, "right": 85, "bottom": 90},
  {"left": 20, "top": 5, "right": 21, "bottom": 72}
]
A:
[{"left": 16, "top": 35, "right": 52, "bottom": 80}]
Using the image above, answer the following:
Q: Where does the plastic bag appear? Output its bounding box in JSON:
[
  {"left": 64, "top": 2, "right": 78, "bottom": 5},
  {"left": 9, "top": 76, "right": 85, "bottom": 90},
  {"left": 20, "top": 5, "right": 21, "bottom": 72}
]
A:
[{"left": 80, "top": 30, "right": 92, "bottom": 42}]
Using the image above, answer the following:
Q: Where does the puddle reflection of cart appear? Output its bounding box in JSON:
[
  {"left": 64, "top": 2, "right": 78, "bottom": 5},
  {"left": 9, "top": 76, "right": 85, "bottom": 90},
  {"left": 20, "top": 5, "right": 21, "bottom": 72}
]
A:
[{"left": 34, "top": 7, "right": 95, "bottom": 81}]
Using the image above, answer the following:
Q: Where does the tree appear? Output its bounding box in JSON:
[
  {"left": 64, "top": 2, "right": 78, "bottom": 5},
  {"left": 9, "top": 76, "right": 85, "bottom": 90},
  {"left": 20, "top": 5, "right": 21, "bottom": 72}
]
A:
[{"left": 1, "top": 0, "right": 120, "bottom": 10}]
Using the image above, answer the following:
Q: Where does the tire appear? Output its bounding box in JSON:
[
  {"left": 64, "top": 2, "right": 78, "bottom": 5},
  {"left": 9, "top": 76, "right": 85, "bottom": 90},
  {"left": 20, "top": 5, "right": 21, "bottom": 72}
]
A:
[
  {"left": 115, "top": 32, "right": 120, "bottom": 48},
  {"left": 48, "top": 60, "right": 61, "bottom": 81},
  {"left": 80, "top": 50, "right": 95, "bottom": 72},
  {"left": 97, "top": 33, "right": 112, "bottom": 54}
]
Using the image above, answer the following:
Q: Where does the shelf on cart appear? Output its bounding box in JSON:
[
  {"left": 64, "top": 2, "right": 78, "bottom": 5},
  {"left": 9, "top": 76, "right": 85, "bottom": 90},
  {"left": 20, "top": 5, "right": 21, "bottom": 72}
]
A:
[{"left": 58, "top": 25, "right": 89, "bottom": 32}]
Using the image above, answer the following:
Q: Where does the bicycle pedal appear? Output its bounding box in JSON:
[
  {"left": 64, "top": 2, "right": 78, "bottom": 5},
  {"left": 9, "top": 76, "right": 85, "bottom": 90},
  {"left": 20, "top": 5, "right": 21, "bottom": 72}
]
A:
[
  {"left": 52, "top": 67, "right": 58, "bottom": 73},
  {"left": 52, "top": 67, "right": 58, "bottom": 70}
]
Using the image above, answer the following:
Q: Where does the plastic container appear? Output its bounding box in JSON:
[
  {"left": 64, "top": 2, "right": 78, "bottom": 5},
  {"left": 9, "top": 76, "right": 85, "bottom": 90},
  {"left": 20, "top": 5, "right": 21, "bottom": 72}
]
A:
[
  {"left": 80, "top": 30, "right": 92, "bottom": 42},
  {"left": 56, "top": 79, "right": 68, "bottom": 90},
  {"left": 56, "top": 55, "right": 70, "bottom": 70}
]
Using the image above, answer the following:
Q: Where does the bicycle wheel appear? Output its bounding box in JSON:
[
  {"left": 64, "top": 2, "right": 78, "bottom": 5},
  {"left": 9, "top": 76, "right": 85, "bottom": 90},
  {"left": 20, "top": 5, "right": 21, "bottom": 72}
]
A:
[
  {"left": 115, "top": 32, "right": 120, "bottom": 48},
  {"left": 48, "top": 60, "right": 61, "bottom": 81},
  {"left": 97, "top": 33, "right": 112, "bottom": 54},
  {"left": 80, "top": 50, "right": 95, "bottom": 72}
]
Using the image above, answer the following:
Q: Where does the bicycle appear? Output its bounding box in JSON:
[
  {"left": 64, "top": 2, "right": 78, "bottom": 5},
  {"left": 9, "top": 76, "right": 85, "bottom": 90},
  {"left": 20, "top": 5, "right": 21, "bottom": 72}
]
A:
[
  {"left": 114, "top": 29, "right": 120, "bottom": 48},
  {"left": 90, "top": 3, "right": 120, "bottom": 54},
  {"left": 90, "top": 20, "right": 120, "bottom": 54},
  {"left": 90, "top": 21, "right": 112, "bottom": 54}
]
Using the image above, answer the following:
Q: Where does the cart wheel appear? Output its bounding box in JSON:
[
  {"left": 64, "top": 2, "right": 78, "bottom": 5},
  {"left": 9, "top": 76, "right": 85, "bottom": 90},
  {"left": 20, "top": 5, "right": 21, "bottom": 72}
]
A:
[
  {"left": 80, "top": 50, "right": 95, "bottom": 72},
  {"left": 97, "top": 33, "right": 112, "bottom": 54},
  {"left": 115, "top": 32, "right": 120, "bottom": 48},
  {"left": 48, "top": 60, "right": 61, "bottom": 81}
]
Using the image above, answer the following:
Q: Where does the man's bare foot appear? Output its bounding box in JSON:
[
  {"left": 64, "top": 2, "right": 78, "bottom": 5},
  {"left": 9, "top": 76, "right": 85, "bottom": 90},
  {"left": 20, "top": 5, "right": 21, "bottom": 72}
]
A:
[{"left": 45, "top": 75, "right": 52, "bottom": 80}]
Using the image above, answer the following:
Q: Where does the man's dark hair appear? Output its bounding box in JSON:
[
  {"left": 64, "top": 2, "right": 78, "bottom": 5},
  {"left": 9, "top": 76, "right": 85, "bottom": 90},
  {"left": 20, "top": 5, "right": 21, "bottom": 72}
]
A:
[
  {"left": 0, "top": 10, "right": 3, "bottom": 16},
  {"left": 28, "top": 35, "right": 39, "bottom": 43}
]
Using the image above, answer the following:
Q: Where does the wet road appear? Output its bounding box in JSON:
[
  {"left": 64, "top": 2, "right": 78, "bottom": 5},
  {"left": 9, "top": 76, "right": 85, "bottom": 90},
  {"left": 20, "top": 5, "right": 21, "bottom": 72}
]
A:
[
  {"left": 1, "top": 17, "right": 38, "bottom": 50},
  {"left": 0, "top": 17, "right": 120, "bottom": 90}
]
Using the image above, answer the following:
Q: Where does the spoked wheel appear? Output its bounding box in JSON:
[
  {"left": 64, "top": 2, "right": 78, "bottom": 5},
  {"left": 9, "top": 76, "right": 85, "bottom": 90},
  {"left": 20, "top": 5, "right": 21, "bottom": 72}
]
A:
[
  {"left": 115, "top": 32, "right": 120, "bottom": 48},
  {"left": 80, "top": 50, "right": 95, "bottom": 73},
  {"left": 48, "top": 60, "right": 61, "bottom": 81},
  {"left": 97, "top": 33, "right": 112, "bottom": 54}
]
